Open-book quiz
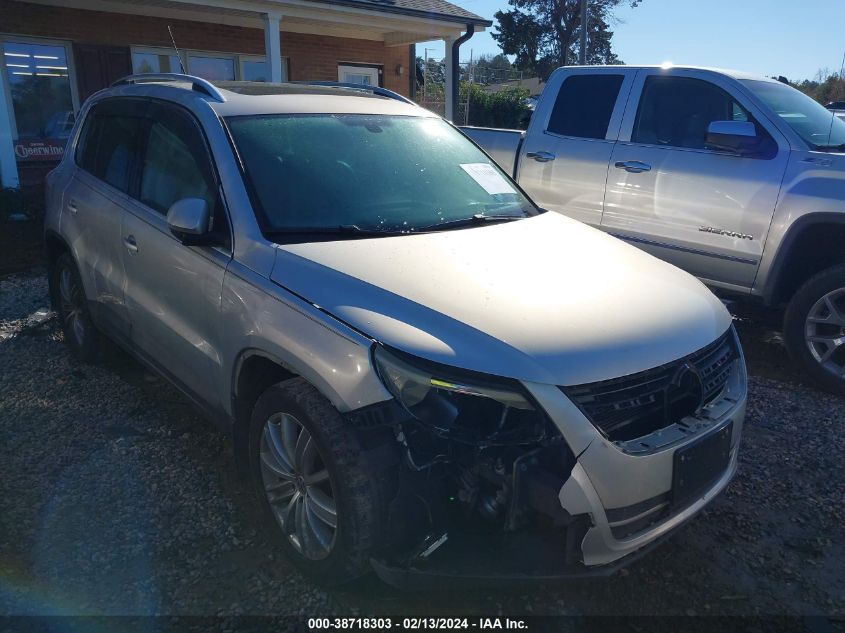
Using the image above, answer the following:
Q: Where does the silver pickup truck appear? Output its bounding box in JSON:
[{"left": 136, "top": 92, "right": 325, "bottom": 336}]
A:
[{"left": 463, "top": 65, "right": 845, "bottom": 393}]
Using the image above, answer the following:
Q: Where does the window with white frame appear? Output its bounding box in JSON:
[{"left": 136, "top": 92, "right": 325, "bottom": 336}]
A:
[
  {"left": 240, "top": 55, "right": 288, "bottom": 82},
  {"left": 2, "top": 38, "right": 78, "bottom": 142},
  {"left": 131, "top": 47, "right": 287, "bottom": 82},
  {"left": 131, "top": 48, "right": 182, "bottom": 74}
]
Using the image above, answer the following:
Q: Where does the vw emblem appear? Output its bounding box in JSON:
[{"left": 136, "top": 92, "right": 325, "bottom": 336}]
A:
[{"left": 664, "top": 361, "right": 706, "bottom": 423}]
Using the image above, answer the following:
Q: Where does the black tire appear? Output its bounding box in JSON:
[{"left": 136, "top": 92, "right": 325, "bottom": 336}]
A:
[
  {"left": 784, "top": 264, "right": 845, "bottom": 395},
  {"left": 248, "top": 378, "right": 386, "bottom": 585},
  {"left": 49, "top": 252, "right": 100, "bottom": 363}
]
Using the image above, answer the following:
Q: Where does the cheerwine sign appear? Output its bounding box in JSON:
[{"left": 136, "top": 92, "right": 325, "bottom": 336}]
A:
[{"left": 14, "top": 139, "right": 66, "bottom": 162}]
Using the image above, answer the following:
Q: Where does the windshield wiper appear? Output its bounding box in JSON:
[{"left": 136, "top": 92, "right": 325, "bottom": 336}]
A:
[
  {"left": 414, "top": 213, "right": 526, "bottom": 233},
  {"left": 265, "top": 225, "right": 409, "bottom": 238}
]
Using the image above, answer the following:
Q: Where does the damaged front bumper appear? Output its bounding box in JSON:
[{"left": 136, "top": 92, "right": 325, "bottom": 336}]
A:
[
  {"left": 369, "top": 428, "right": 741, "bottom": 589},
  {"left": 363, "top": 328, "right": 747, "bottom": 588}
]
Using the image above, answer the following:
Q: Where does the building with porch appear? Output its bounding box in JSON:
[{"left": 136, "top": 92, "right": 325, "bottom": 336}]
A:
[{"left": 0, "top": 0, "right": 489, "bottom": 189}]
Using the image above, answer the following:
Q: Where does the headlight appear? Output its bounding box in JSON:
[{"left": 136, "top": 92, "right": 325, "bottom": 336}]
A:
[{"left": 373, "top": 346, "right": 545, "bottom": 444}]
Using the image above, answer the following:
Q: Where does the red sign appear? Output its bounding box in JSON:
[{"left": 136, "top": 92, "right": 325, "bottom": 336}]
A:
[{"left": 14, "top": 139, "right": 66, "bottom": 162}]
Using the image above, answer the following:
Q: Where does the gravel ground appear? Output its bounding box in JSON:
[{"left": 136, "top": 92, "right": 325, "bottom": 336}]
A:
[{"left": 0, "top": 269, "right": 843, "bottom": 621}]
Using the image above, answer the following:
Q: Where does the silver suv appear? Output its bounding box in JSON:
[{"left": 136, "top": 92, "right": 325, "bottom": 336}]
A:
[{"left": 45, "top": 74, "right": 747, "bottom": 586}]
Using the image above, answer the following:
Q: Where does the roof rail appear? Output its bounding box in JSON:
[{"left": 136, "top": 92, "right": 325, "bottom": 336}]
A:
[
  {"left": 110, "top": 73, "right": 226, "bottom": 103},
  {"left": 292, "top": 81, "right": 415, "bottom": 105}
]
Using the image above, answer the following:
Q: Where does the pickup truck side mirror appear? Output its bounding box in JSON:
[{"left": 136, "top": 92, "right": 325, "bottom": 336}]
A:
[
  {"left": 705, "top": 120, "right": 760, "bottom": 156},
  {"left": 166, "top": 198, "right": 213, "bottom": 245}
]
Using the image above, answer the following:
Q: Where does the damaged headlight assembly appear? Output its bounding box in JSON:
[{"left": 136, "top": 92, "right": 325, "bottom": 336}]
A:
[
  {"left": 371, "top": 345, "right": 580, "bottom": 565},
  {"left": 373, "top": 345, "right": 550, "bottom": 447}
]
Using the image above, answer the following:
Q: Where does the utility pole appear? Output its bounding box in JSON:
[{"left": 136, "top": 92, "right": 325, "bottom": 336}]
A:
[
  {"left": 465, "top": 49, "right": 473, "bottom": 125},
  {"left": 423, "top": 47, "right": 435, "bottom": 101},
  {"left": 579, "top": 0, "right": 587, "bottom": 65}
]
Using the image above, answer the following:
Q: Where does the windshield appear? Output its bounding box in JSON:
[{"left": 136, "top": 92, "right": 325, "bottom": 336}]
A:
[
  {"left": 741, "top": 79, "right": 845, "bottom": 150},
  {"left": 226, "top": 114, "right": 537, "bottom": 236}
]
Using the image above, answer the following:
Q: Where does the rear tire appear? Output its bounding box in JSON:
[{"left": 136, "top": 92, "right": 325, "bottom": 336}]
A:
[
  {"left": 50, "top": 252, "right": 100, "bottom": 363},
  {"left": 784, "top": 264, "right": 845, "bottom": 395},
  {"left": 248, "top": 378, "right": 385, "bottom": 585}
]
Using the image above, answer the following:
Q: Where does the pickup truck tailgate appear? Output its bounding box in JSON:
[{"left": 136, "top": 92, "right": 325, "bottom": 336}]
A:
[{"left": 461, "top": 126, "right": 523, "bottom": 176}]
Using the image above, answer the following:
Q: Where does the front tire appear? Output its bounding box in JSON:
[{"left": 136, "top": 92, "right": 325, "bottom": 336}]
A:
[
  {"left": 50, "top": 252, "right": 100, "bottom": 363},
  {"left": 248, "top": 378, "right": 384, "bottom": 585},
  {"left": 784, "top": 264, "right": 845, "bottom": 395}
]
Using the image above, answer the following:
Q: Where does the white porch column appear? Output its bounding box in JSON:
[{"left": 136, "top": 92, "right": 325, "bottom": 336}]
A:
[
  {"left": 262, "top": 12, "right": 283, "bottom": 83},
  {"left": 0, "top": 82, "right": 19, "bottom": 188},
  {"left": 443, "top": 36, "right": 457, "bottom": 121}
]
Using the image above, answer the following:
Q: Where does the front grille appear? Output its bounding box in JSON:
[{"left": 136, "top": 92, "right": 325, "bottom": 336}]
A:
[{"left": 562, "top": 327, "right": 738, "bottom": 442}]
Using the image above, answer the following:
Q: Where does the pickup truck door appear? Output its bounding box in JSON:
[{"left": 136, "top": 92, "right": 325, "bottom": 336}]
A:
[
  {"left": 601, "top": 69, "right": 790, "bottom": 291},
  {"left": 516, "top": 67, "right": 637, "bottom": 226}
]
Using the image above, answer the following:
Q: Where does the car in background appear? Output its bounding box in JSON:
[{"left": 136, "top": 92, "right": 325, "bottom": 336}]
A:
[{"left": 827, "top": 102, "right": 845, "bottom": 122}]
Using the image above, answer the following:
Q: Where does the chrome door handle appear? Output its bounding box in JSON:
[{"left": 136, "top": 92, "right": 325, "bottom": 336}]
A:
[
  {"left": 526, "top": 150, "right": 556, "bottom": 163},
  {"left": 67, "top": 198, "right": 78, "bottom": 214},
  {"left": 615, "top": 160, "right": 652, "bottom": 173},
  {"left": 123, "top": 235, "right": 139, "bottom": 253}
]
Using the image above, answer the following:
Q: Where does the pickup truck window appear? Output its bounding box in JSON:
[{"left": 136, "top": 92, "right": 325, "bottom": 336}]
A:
[
  {"left": 547, "top": 74, "right": 624, "bottom": 140},
  {"left": 226, "top": 114, "right": 536, "bottom": 236},
  {"left": 740, "top": 79, "right": 845, "bottom": 150},
  {"left": 632, "top": 76, "right": 750, "bottom": 150}
]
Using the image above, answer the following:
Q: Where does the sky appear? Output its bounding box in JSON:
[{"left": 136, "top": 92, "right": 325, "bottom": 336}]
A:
[{"left": 417, "top": 0, "right": 845, "bottom": 82}]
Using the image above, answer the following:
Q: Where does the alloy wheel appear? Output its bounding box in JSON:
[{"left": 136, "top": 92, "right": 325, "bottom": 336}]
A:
[
  {"left": 259, "top": 412, "right": 338, "bottom": 560},
  {"left": 805, "top": 287, "right": 845, "bottom": 377},
  {"left": 58, "top": 265, "right": 86, "bottom": 347}
]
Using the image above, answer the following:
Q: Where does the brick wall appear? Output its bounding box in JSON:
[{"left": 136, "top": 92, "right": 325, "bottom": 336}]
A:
[{"left": 0, "top": 0, "right": 413, "bottom": 95}]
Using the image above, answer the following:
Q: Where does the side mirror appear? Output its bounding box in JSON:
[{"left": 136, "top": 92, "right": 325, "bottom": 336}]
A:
[
  {"left": 166, "top": 198, "right": 211, "bottom": 243},
  {"left": 705, "top": 120, "right": 760, "bottom": 156}
]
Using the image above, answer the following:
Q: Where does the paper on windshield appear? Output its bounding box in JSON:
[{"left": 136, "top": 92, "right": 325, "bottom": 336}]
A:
[{"left": 460, "top": 163, "right": 516, "bottom": 195}]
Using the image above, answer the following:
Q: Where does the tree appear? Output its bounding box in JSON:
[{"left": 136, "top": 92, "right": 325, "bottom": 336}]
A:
[
  {"left": 787, "top": 68, "right": 845, "bottom": 105},
  {"left": 415, "top": 56, "right": 447, "bottom": 98},
  {"left": 466, "top": 53, "right": 513, "bottom": 84},
  {"left": 492, "top": 0, "right": 642, "bottom": 80}
]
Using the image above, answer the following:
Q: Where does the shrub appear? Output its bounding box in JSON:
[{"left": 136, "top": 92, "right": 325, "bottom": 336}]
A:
[
  {"left": 0, "top": 187, "right": 26, "bottom": 221},
  {"left": 461, "top": 83, "right": 532, "bottom": 130}
]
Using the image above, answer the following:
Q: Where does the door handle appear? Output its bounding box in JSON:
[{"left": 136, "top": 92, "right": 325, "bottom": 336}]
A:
[
  {"left": 526, "top": 150, "right": 556, "bottom": 163},
  {"left": 67, "top": 198, "right": 78, "bottom": 214},
  {"left": 615, "top": 160, "right": 652, "bottom": 173},
  {"left": 123, "top": 235, "right": 139, "bottom": 253}
]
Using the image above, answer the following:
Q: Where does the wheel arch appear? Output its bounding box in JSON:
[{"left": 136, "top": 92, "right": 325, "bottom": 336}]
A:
[
  {"left": 45, "top": 230, "right": 73, "bottom": 310},
  {"left": 762, "top": 213, "right": 845, "bottom": 307},
  {"left": 230, "top": 348, "right": 300, "bottom": 478}
]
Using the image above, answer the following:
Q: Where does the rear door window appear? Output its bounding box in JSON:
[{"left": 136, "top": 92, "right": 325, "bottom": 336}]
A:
[
  {"left": 75, "top": 99, "right": 146, "bottom": 193},
  {"left": 546, "top": 74, "right": 625, "bottom": 140}
]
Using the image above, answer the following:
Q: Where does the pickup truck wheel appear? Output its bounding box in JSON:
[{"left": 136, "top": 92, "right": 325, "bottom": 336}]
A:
[
  {"left": 784, "top": 264, "right": 845, "bottom": 395},
  {"left": 50, "top": 253, "right": 100, "bottom": 363},
  {"left": 248, "top": 378, "right": 381, "bottom": 585}
]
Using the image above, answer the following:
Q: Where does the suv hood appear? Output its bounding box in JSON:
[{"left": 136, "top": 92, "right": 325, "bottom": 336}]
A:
[{"left": 270, "top": 212, "right": 731, "bottom": 385}]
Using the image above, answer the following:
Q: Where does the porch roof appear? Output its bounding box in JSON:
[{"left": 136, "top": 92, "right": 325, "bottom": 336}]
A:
[{"left": 24, "top": 0, "right": 490, "bottom": 44}]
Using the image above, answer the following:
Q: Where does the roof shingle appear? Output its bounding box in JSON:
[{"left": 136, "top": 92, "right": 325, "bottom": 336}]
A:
[{"left": 311, "top": 0, "right": 491, "bottom": 26}]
